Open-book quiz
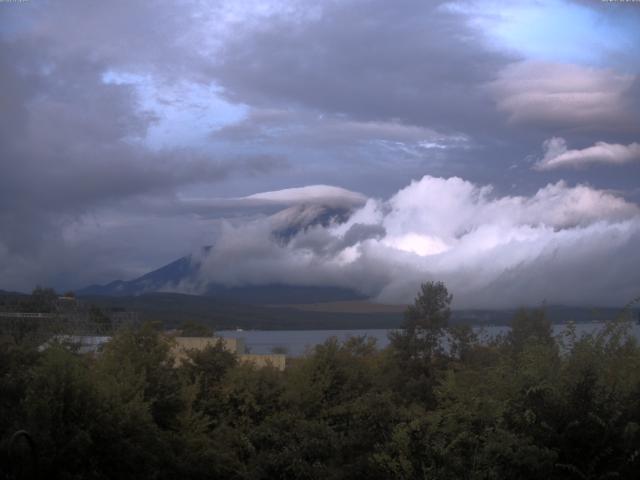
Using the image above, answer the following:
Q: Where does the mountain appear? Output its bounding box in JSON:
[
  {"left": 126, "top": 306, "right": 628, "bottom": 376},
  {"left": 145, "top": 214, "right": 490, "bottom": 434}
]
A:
[
  {"left": 78, "top": 253, "right": 366, "bottom": 303},
  {"left": 79, "top": 249, "right": 205, "bottom": 297},
  {"left": 270, "top": 204, "right": 352, "bottom": 242},
  {"left": 79, "top": 203, "right": 365, "bottom": 303},
  {"left": 78, "top": 246, "right": 365, "bottom": 303}
]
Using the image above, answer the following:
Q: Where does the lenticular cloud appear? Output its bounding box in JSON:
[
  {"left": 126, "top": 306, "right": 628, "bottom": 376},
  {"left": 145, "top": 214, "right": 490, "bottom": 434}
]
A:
[{"left": 195, "top": 176, "right": 640, "bottom": 308}]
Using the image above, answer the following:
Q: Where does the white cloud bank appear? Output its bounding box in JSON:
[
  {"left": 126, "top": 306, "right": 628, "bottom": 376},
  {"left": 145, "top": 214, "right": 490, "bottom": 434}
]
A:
[
  {"left": 187, "top": 175, "right": 640, "bottom": 309},
  {"left": 535, "top": 137, "right": 640, "bottom": 170}
]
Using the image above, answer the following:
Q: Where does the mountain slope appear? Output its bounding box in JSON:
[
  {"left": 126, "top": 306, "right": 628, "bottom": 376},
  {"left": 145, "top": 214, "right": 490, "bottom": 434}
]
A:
[
  {"left": 79, "top": 253, "right": 201, "bottom": 297},
  {"left": 79, "top": 258, "right": 366, "bottom": 303},
  {"left": 78, "top": 203, "right": 366, "bottom": 303}
]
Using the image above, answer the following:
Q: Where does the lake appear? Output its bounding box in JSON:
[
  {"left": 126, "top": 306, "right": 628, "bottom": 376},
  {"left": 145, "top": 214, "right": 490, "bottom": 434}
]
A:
[{"left": 218, "top": 322, "right": 640, "bottom": 356}]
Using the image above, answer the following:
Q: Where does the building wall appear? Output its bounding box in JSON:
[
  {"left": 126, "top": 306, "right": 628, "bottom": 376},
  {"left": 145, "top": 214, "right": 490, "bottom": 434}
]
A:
[
  {"left": 37, "top": 333, "right": 286, "bottom": 370},
  {"left": 239, "top": 354, "right": 286, "bottom": 371},
  {"left": 170, "top": 336, "right": 285, "bottom": 370},
  {"left": 171, "top": 336, "right": 246, "bottom": 365},
  {"left": 173, "top": 336, "right": 245, "bottom": 353}
]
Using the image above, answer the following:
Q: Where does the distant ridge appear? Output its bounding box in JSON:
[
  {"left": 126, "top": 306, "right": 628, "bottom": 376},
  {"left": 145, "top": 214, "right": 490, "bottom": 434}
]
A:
[
  {"left": 79, "top": 203, "right": 366, "bottom": 304},
  {"left": 78, "top": 252, "right": 202, "bottom": 297},
  {"left": 78, "top": 249, "right": 366, "bottom": 304}
]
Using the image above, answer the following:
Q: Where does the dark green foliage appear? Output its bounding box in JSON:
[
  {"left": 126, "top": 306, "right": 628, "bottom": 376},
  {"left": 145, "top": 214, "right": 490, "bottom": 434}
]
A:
[
  {"left": 180, "top": 343, "right": 238, "bottom": 425},
  {"left": 507, "top": 308, "right": 554, "bottom": 352},
  {"left": 179, "top": 320, "right": 214, "bottom": 337},
  {"left": 1, "top": 284, "right": 640, "bottom": 479},
  {"left": 404, "top": 281, "right": 453, "bottom": 333},
  {"left": 89, "top": 304, "right": 112, "bottom": 333},
  {"left": 98, "top": 323, "right": 184, "bottom": 430},
  {"left": 389, "top": 281, "right": 453, "bottom": 404},
  {"left": 389, "top": 281, "right": 453, "bottom": 361},
  {"left": 27, "top": 286, "right": 58, "bottom": 313}
]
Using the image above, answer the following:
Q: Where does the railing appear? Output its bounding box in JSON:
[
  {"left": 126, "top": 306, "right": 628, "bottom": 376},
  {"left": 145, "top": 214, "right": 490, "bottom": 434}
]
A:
[
  {"left": 1, "top": 430, "right": 37, "bottom": 480},
  {"left": 0, "top": 311, "right": 140, "bottom": 340},
  {"left": 0, "top": 312, "right": 57, "bottom": 318}
]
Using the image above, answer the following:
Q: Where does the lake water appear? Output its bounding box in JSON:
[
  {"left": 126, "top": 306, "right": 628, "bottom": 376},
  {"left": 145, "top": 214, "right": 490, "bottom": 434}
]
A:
[{"left": 218, "top": 322, "right": 640, "bottom": 356}]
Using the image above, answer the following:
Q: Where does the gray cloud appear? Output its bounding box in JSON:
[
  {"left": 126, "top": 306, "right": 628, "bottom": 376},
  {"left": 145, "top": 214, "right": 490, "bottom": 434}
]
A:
[
  {"left": 212, "top": 108, "right": 465, "bottom": 148},
  {"left": 209, "top": 1, "right": 640, "bottom": 201},
  {"left": 146, "top": 184, "right": 366, "bottom": 221},
  {"left": 213, "top": 0, "right": 512, "bottom": 136},
  {"left": 489, "top": 61, "right": 639, "bottom": 133},
  {"left": 0, "top": 1, "right": 287, "bottom": 291}
]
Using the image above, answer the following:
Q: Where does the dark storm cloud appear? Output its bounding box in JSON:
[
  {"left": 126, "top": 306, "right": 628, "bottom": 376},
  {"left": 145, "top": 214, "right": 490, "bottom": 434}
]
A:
[
  {"left": 0, "top": 0, "right": 286, "bottom": 290},
  {"left": 211, "top": 0, "right": 640, "bottom": 199},
  {"left": 214, "top": 0, "right": 513, "bottom": 137},
  {"left": 2, "top": 0, "right": 210, "bottom": 78}
]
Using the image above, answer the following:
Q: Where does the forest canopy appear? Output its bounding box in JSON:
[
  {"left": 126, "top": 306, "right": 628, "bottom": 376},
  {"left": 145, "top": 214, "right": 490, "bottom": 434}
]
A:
[{"left": 1, "top": 283, "right": 640, "bottom": 479}]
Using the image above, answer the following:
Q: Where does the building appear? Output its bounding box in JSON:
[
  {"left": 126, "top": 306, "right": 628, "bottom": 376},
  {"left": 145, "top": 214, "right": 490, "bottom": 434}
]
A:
[
  {"left": 38, "top": 334, "right": 286, "bottom": 371},
  {"left": 37, "top": 335, "right": 111, "bottom": 354},
  {"left": 170, "top": 336, "right": 245, "bottom": 363},
  {"left": 171, "top": 336, "right": 286, "bottom": 371},
  {"left": 237, "top": 353, "right": 286, "bottom": 371}
]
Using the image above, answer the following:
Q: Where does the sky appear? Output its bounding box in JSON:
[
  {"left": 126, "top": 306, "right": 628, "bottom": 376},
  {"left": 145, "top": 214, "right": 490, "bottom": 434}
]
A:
[{"left": 1, "top": 0, "right": 639, "bottom": 307}]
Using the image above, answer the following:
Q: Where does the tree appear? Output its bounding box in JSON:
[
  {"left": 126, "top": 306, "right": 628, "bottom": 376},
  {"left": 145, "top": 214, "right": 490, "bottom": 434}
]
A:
[
  {"left": 404, "top": 281, "right": 452, "bottom": 332},
  {"left": 179, "top": 342, "right": 237, "bottom": 424},
  {"left": 89, "top": 304, "right": 112, "bottom": 334},
  {"left": 98, "top": 324, "right": 183, "bottom": 430},
  {"left": 26, "top": 286, "right": 57, "bottom": 313},
  {"left": 507, "top": 308, "right": 553, "bottom": 353},
  {"left": 390, "top": 281, "right": 452, "bottom": 359},
  {"left": 178, "top": 320, "right": 213, "bottom": 337},
  {"left": 388, "top": 281, "right": 452, "bottom": 404}
]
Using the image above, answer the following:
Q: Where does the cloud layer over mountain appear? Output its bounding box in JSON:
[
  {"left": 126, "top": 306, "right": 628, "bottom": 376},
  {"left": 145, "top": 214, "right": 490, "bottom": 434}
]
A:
[{"left": 178, "top": 176, "right": 640, "bottom": 308}]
